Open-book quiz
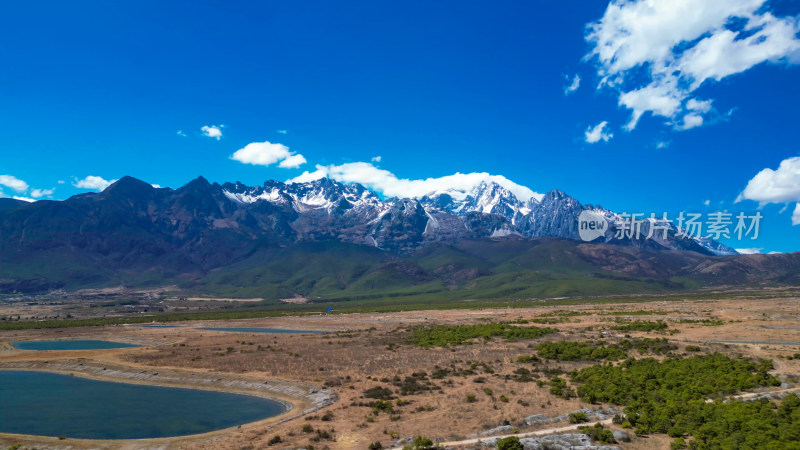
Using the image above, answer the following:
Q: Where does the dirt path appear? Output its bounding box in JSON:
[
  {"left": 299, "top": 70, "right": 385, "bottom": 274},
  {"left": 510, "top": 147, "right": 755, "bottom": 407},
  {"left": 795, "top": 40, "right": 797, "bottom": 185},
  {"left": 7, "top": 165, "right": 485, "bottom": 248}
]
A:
[
  {"left": 705, "top": 386, "right": 800, "bottom": 403},
  {"left": 388, "top": 419, "right": 614, "bottom": 449}
]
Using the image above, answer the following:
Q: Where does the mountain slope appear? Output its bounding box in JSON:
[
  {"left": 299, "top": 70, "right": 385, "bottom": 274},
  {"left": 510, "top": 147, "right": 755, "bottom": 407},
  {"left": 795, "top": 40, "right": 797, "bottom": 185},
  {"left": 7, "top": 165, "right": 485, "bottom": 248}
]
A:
[{"left": 0, "top": 175, "right": 779, "bottom": 297}]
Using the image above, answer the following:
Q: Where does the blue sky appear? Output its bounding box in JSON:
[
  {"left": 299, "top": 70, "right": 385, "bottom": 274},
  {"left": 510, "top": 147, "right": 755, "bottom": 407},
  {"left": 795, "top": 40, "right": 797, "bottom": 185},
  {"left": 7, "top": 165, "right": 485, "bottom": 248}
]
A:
[{"left": 1, "top": 1, "right": 799, "bottom": 252}]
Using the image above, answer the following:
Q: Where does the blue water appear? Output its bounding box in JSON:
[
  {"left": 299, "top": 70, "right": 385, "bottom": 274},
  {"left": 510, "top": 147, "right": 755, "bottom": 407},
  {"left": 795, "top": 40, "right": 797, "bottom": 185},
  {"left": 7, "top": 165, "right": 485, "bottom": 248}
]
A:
[
  {"left": 0, "top": 370, "right": 287, "bottom": 439},
  {"left": 200, "top": 327, "right": 326, "bottom": 334},
  {"left": 12, "top": 340, "right": 140, "bottom": 350}
]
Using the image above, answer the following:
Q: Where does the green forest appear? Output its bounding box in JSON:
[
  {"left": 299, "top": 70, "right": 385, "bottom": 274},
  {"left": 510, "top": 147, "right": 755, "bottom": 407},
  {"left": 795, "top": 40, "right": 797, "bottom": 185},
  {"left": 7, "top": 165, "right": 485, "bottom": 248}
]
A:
[{"left": 568, "top": 354, "right": 798, "bottom": 449}]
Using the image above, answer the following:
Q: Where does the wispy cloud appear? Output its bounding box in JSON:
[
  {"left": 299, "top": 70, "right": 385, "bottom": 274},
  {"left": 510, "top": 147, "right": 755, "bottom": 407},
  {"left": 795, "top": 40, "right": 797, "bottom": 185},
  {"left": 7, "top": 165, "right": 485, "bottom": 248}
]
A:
[
  {"left": 176, "top": 130, "right": 187, "bottom": 137},
  {"left": 794, "top": 203, "right": 800, "bottom": 226},
  {"left": 735, "top": 248, "right": 763, "bottom": 254},
  {"left": 30, "top": 188, "right": 55, "bottom": 198},
  {"left": 276, "top": 129, "right": 288, "bottom": 135},
  {"left": 563, "top": 74, "right": 581, "bottom": 95},
  {"left": 584, "top": 121, "right": 613, "bottom": 143},
  {"left": 0, "top": 175, "right": 29, "bottom": 193}
]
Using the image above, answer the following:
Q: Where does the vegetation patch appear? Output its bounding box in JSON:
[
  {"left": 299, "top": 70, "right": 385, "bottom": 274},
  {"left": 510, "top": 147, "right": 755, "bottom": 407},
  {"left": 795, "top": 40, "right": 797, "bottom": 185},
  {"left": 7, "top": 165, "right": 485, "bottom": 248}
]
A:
[
  {"left": 496, "top": 436, "right": 523, "bottom": 450},
  {"left": 611, "top": 320, "right": 668, "bottom": 332},
  {"left": 578, "top": 423, "right": 615, "bottom": 444},
  {"left": 533, "top": 338, "right": 677, "bottom": 361},
  {"left": 408, "top": 322, "right": 556, "bottom": 347},
  {"left": 548, "top": 376, "right": 575, "bottom": 398},
  {"left": 363, "top": 386, "right": 394, "bottom": 400},
  {"left": 569, "top": 353, "right": 794, "bottom": 447},
  {"left": 617, "top": 337, "right": 677, "bottom": 355},
  {"left": 391, "top": 372, "right": 440, "bottom": 395},
  {"left": 676, "top": 319, "right": 725, "bottom": 326},
  {"left": 536, "top": 341, "right": 627, "bottom": 361}
]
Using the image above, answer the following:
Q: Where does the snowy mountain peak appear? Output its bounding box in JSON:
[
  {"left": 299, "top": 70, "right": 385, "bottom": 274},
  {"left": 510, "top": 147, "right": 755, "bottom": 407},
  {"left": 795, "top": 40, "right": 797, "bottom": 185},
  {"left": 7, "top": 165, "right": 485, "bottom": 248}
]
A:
[
  {"left": 418, "top": 180, "right": 527, "bottom": 221},
  {"left": 219, "top": 176, "right": 733, "bottom": 255}
]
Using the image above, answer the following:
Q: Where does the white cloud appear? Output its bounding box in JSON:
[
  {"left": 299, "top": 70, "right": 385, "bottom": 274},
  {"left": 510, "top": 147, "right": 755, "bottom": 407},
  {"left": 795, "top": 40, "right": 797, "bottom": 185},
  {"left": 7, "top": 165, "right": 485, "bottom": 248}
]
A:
[
  {"left": 0, "top": 175, "right": 29, "bottom": 193},
  {"left": 176, "top": 130, "right": 187, "bottom": 137},
  {"left": 371, "top": 156, "right": 382, "bottom": 163},
  {"left": 12, "top": 196, "right": 35, "bottom": 202},
  {"left": 201, "top": 125, "right": 223, "bottom": 140},
  {"left": 288, "top": 168, "right": 328, "bottom": 184},
  {"left": 230, "top": 140, "right": 306, "bottom": 169},
  {"left": 735, "top": 247, "right": 763, "bottom": 254},
  {"left": 563, "top": 74, "right": 581, "bottom": 95},
  {"left": 30, "top": 188, "right": 54, "bottom": 198},
  {"left": 57, "top": 180, "right": 65, "bottom": 184},
  {"left": 278, "top": 153, "right": 307, "bottom": 169},
  {"left": 686, "top": 98, "right": 713, "bottom": 113},
  {"left": 585, "top": 0, "right": 800, "bottom": 130},
  {"left": 73, "top": 175, "right": 117, "bottom": 191},
  {"left": 738, "top": 156, "right": 800, "bottom": 204},
  {"left": 703, "top": 200, "right": 711, "bottom": 206},
  {"left": 276, "top": 129, "right": 288, "bottom": 134},
  {"left": 676, "top": 113, "right": 704, "bottom": 130},
  {"left": 584, "top": 121, "right": 613, "bottom": 143},
  {"left": 738, "top": 156, "right": 800, "bottom": 225},
  {"left": 618, "top": 81, "right": 683, "bottom": 130},
  {"left": 287, "top": 161, "right": 543, "bottom": 202}
]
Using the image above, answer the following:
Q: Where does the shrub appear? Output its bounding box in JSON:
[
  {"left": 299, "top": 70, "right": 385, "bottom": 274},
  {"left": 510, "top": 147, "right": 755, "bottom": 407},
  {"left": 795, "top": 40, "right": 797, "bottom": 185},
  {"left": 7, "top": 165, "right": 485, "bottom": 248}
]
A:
[
  {"left": 568, "top": 412, "right": 588, "bottom": 423},
  {"left": 268, "top": 435, "right": 282, "bottom": 445},
  {"left": 364, "top": 386, "right": 394, "bottom": 400},
  {"left": 371, "top": 400, "right": 394, "bottom": 415},
  {"left": 579, "top": 423, "right": 615, "bottom": 444},
  {"left": 402, "top": 436, "right": 441, "bottom": 450},
  {"left": 466, "top": 394, "right": 477, "bottom": 403},
  {"left": 496, "top": 436, "right": 524, "bottom": 450},
  {"left": 548, "top": 377, "right": 575, "bottom": 399},
  {"left": 670, "top": 437, "right": 687, "bottom": 449},
  {"left": 312, "top": 428, "right": 335, "bottom": 442}
]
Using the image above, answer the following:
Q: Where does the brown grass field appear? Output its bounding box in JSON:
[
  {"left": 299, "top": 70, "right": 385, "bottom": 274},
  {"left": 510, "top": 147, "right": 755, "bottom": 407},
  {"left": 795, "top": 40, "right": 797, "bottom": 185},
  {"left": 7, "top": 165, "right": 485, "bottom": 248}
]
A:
[{"left": 1, "top": 294, "right": 799, "bottom": 449}]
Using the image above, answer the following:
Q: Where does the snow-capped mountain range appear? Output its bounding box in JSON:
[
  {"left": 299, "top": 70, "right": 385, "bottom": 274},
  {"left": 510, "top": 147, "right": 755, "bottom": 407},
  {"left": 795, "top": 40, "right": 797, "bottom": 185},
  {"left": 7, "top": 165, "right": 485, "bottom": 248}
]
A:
[{"left": 219, "top": 177, "right": 737, "bottom": 255}]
